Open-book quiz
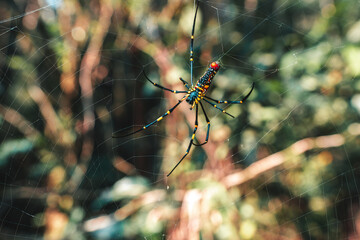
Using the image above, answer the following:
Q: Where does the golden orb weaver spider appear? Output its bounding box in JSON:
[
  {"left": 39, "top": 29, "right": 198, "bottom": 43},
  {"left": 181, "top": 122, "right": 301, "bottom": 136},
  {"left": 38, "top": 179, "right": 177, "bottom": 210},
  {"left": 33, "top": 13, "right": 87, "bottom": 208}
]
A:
[{"left": 113, "top": 0, "right": 255, "bottom": 176}]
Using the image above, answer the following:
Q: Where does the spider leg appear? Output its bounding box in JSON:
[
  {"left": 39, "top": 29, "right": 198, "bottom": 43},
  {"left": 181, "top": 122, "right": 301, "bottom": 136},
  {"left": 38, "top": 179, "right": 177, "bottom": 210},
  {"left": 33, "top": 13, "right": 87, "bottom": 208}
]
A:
[
  {"left": 204, "top": 82, "right": 255, "bottom": 104},
  {"left": 112, "top": 95, "right": 188, "bottom": 138},
  {"left": 189, "top": 0, "right": 200, "bottom": 85},
  {"left": 143, "top": 70, "right": 188, "bottom": 94},
  {"left": 193, "top": 102, "right": 210, "bottom": 146},
  {"left": 179, "top": 77, "right": 191, "bottom": 89},
  {"left": 203, "top": 98, "right": 235, "bottom": 118},
  {"left": 167, "top": 104, "right": 199, "bottom": 176}
]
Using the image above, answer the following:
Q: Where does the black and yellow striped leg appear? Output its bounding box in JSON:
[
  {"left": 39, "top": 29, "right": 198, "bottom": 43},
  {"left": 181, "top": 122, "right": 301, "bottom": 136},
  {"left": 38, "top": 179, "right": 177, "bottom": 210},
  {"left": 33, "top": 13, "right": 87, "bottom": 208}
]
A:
[
  {"left": 189, "top": 0, "right": 200, "bottom": 85},
  {"left": 143, "top": 71, "right": 188, "bottom": 94},
  {"left": 204, "top": 82, "right": 255, "bottom": 104},
  {"left": 193, "top": 102, "right": 210, "bottom": 146},
  {"left": 113, "top": 95, "right": 188, "bottom": 138},
  {"left": 203, "top": 98, "right": 235, "bottom": 118},
  {"left": 179, "top": 77, "right": 191, "bottom": 89},
  {"left": 167, "top": 104, "right": 199, "bottom": 176}
]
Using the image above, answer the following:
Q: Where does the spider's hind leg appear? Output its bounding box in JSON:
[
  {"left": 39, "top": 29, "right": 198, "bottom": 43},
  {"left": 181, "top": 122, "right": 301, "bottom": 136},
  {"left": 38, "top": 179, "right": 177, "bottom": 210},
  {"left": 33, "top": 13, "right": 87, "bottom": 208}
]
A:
[
  {"left": 167, "top": 104, "right": 199, "bottom": 176},
  {"left": 204, "top": 82, "right": 255, "bottom": 104},
  {"left": 193, "top": 102, "right": 210, "bottom": 146},
  {"left": 112, "top": 96, "right": 188, "bottom": 138},
  {"left": 203, "top": 98, "right": 235, "bottom": 118}
]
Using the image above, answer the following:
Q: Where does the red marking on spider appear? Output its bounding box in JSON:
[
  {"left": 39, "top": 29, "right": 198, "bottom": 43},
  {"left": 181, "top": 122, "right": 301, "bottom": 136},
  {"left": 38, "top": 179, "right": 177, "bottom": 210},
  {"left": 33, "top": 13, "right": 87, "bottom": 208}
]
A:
[{"left": 210, "top": 62, "right": 220, "bottom": 71}]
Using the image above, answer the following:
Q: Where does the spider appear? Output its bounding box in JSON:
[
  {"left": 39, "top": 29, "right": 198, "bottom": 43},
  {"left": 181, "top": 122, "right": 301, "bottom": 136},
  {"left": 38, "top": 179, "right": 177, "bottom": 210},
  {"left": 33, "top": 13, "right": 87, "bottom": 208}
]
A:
[{"left": 113, "top": 0, "right": 255, "bottom": 176}]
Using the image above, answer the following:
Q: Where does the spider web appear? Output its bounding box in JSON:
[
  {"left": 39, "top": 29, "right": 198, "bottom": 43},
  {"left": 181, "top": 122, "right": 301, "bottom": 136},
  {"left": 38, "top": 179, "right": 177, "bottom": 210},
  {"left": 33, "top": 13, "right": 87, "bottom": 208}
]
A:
[{"left": 0, "top": 0, "right": 359, "bottom": 239}]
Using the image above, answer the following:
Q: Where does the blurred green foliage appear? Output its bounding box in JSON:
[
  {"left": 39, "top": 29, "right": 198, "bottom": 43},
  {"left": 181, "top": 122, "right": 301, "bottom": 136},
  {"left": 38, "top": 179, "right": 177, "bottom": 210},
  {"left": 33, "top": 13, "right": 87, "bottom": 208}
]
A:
[{"left": 0, "top": 0, "right": 360, "bottom": 239}]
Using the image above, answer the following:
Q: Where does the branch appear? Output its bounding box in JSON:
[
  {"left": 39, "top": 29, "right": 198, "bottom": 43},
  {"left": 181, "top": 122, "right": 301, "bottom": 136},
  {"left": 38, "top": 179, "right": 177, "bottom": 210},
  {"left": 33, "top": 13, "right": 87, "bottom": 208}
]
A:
[
  {"left": 28, "top": 85, "right": 62, "bottom": 140},
  {"left": 0, "top": 104, "right": 40, "bottom": 138},
  {"left": 67, "top": 0, "right": 113, "bottom": 193},
  {"left": 222, "top": 133, "right": 348, "bottom": 188}
]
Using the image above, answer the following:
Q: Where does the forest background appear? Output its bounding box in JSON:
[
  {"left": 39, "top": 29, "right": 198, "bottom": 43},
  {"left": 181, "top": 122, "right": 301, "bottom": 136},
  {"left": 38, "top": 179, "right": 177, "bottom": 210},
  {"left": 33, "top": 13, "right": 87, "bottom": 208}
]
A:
[{"left": 0, "top": 0, "right": 360, "bottom": 239}]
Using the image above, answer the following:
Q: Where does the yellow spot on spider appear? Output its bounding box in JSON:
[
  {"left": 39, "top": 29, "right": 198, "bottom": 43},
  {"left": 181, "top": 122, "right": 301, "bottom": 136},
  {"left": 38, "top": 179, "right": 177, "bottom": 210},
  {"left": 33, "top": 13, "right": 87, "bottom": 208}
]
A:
[
  {"left": 190, "top": 58, "right": 193, "bottom": 61},
  {"left": 157, "top": 117, "right": 163, "bottom": 121},
  {"left": 192, "top": 134, "right": 195, "bottom": 139},
  {"left": 166, "top": 111, "right": 170, "bottom": 114},
  {"left": 143, "top": 126, "right": 146, "bottom": 129},
  {"left": 207, "top": 122, "right": 210, "bottom": 124},
  {"left": 214, "top": 105, "right": 217, "bottom": 108},
  {"left": 191, "top": 36, "right": 194, "bottom": 39},
  {"left": 174, "top": 90, "right": 177, "bottom": 93},
  {"left": 222, "top": 110, "right": 225, "bottom": 113},
  {"left": 240, "top": 101, "right": 243, "bottom": 103}
]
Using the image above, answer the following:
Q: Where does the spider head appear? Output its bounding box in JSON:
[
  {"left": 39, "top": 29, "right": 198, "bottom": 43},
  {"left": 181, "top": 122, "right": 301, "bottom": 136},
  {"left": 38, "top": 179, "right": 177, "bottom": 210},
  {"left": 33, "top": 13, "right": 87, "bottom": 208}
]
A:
[{"left": 210, "top": 61, "right": 220, "bottom": 71}]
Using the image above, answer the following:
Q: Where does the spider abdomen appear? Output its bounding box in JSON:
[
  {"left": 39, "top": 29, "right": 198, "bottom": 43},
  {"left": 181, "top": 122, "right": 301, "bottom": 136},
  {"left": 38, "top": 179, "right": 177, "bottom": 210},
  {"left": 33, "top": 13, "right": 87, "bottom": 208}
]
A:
[
  {"left": 186, "top": 62, "right": 220, "bottom": 108},
  {"left": 196, "top": 61, "right": 220, "bottom": 95}
]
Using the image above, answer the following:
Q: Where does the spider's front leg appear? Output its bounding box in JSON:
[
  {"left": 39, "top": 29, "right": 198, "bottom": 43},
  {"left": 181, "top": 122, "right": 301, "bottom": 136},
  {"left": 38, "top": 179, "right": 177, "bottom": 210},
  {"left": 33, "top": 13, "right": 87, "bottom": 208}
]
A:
[
  {"left": 179, "top": 77, "right": 191, "bottom": 89},
  {"left": 143, "top": 70, "right": 188, "bottom": 93}
]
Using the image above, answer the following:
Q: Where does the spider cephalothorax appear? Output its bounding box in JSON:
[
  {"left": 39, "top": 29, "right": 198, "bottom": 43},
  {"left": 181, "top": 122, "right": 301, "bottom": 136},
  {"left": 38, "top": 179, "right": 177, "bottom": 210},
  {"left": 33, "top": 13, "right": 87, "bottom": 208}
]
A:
[{"left": 113, "top": 1, "right": 254, "bottom": 176}]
